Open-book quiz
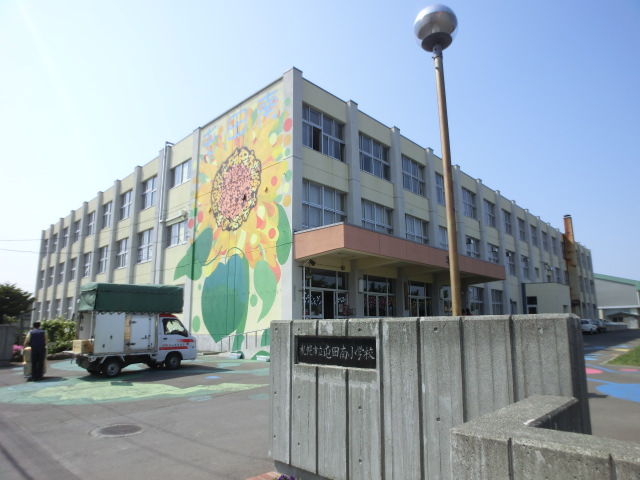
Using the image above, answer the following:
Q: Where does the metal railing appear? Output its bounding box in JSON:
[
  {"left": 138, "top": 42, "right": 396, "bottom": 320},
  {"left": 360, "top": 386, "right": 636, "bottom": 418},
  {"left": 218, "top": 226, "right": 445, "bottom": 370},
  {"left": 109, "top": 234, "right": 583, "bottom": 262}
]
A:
[{"left": 202, "top": 328, "right": 270, "bottom": 354}]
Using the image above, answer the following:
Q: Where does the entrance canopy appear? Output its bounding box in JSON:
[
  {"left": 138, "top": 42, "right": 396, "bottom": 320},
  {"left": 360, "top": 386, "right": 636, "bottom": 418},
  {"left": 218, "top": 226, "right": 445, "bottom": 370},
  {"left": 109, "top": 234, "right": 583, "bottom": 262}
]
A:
[{"left": 294, "top": 223, "right": 505, "bottom": 286}]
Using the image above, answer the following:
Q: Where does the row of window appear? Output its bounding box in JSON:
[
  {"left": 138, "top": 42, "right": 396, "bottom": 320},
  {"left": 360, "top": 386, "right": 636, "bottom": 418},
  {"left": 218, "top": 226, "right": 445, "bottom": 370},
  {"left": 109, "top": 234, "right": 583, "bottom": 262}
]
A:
[
  {"left": 301, "top": 179, "right": 581, "bottom": 284},
  {"left": 42, "top": 161, "right": 191, "bottom": 254},
  {"left": 39, "top": 221, "right": 188, "bottom": 287}
]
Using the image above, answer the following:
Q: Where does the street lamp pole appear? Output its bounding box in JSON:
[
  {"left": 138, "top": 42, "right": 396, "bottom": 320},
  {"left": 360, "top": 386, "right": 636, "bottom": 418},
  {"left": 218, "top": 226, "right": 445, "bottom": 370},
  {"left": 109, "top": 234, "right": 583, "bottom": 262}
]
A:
[{"left": 414, "top": 5, "right": 462, "bottom": 316}]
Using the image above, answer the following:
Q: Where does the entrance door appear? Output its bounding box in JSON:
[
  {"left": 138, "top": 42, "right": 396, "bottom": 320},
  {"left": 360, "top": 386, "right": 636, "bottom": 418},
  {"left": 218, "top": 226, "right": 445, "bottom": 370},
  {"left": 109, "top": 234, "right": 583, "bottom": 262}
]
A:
[{"left": 323, "top": 291, "right": 335, "bottom": 319}]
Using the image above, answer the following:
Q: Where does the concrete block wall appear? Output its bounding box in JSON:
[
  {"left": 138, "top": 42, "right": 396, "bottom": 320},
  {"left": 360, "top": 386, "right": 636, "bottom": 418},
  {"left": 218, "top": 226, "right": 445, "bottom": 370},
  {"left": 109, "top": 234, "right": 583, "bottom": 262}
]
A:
[
  {"left": 269, "top": 314, "right": 590, "bottom": 480},
  {"left": 450, "top": 395, "right": 640, "bottom": 480}
]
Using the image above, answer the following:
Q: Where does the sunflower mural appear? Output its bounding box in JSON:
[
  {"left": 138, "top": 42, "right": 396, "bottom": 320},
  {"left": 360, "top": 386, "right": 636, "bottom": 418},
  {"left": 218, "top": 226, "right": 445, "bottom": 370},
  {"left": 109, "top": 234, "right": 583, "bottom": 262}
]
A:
[{"left": 174, "top": 85, "right": 292, "bottom": 350}]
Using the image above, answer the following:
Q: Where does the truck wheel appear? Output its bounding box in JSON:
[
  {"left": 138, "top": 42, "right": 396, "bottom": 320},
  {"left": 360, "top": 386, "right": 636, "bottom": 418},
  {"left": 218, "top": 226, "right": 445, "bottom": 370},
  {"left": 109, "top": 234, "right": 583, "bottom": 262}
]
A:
[
  {"left": 165, "top": 353, "right": 181, "bottom": 370},
  {"left": 102, "top": 358, "right": 122, "bottom": 378}
]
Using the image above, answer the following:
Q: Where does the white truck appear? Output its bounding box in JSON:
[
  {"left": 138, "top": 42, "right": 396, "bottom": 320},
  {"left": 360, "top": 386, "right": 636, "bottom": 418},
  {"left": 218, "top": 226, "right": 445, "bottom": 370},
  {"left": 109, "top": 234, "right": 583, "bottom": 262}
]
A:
[{"left": 73, "top": 283, "right": 197, "bottom": 378}]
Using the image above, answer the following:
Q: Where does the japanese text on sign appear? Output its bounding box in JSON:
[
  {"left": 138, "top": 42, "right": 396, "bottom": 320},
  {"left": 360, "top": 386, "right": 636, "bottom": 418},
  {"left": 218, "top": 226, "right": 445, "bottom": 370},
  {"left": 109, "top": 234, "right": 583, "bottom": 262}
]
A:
[{"left": 296, "top": 336, "right": 376, "bottom": 369}]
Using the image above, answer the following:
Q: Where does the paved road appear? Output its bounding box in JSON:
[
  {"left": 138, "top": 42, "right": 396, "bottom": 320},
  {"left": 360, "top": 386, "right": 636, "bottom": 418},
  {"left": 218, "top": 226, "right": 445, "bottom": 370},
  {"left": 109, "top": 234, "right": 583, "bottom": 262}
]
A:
[
  {"left": 583, "top": 328, "right": 640, "bottom": 442},
  {"left": 0, "top": 355, "right": 274, "bottom": 480},
  {"left": 1, "top": 329, "right": 639, "bottom": 480}
]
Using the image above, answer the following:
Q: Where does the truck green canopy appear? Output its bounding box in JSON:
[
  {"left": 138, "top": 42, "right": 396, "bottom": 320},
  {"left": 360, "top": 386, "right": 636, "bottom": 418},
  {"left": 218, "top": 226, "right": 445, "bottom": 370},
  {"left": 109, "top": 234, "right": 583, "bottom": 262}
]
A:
[{"left": 78, "top": 283, "right": 184, "bottom": 313}]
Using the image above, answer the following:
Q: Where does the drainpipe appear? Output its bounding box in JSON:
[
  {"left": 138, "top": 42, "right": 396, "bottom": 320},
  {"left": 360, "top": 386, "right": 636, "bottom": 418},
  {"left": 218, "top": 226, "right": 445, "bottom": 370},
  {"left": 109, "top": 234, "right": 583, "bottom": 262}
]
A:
[{"left": 563, "top": 215, "right": 582, "bottom": 317}]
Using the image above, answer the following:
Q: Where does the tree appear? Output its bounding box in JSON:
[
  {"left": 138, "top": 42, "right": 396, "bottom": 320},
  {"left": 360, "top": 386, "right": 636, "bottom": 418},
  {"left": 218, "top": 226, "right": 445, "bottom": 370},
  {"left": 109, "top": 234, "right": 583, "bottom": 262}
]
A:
[{"left": 0, "top": 283, "right": 34, "bottom": 324}]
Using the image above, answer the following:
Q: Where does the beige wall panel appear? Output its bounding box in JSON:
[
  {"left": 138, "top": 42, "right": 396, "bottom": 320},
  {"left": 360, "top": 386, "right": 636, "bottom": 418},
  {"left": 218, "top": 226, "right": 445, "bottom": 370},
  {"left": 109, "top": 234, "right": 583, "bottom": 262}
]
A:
[
  {"left": 404, "top": 191, "right": 429, "bottom": 220},
  {"left": 302, "top": 149, "right": 349, "bottom": 192},
  {"left": 358, "top": 113, "right": 391, "bottom": 146},
  {"left": 360, "top": 175, "right": 394, "bottom": 207},
  {"left": 399, "top": 137, "right": 426, "bottom": 163},
  {"left": 302, "top": 80, "right": 348, "bottom": 122}
]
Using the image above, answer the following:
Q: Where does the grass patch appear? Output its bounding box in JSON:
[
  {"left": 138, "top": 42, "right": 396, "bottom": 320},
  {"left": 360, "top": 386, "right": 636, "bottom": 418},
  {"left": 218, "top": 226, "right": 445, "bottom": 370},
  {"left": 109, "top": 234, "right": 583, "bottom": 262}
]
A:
[{"left": 607, "top": 344, "right": 640, "bottom": 367}]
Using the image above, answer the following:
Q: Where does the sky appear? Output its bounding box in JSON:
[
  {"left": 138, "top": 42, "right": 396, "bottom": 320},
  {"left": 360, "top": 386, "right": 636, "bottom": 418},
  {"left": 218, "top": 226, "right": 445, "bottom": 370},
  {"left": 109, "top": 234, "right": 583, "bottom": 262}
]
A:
[{"left": 1, "top": 0, "right": 639, "bottom": 294}]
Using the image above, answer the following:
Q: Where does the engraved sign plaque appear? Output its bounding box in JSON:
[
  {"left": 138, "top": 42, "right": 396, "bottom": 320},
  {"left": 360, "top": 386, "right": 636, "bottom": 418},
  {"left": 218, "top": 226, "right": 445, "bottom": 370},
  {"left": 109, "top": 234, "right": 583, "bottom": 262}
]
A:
[{"left": 295, "top": 336, "right": 376, "bottom": 369}]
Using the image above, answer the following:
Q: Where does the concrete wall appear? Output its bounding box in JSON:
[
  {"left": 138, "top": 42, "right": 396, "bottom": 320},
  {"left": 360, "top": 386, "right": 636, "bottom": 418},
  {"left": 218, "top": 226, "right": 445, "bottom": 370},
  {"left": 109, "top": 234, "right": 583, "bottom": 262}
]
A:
[
  {"left": 450, "top": 395, "right": 640, "bottom": 480},
  {"left": 269, "top": 314, "right": 590, "bottom": 480}
]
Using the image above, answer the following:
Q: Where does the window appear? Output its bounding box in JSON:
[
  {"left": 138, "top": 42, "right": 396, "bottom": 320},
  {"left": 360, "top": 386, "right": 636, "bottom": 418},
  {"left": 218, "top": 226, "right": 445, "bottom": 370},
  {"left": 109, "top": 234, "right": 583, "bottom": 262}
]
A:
[
  {"left": 142, "top": 177, "right": 157, "bottom": 209},
  {"left": 551, "top": 236, "right": 558, "bottom": 255},
  {"left": 168, "top": 220, "right": 188, "bottom": 247},
  {"left": 38, "top": 270, "right": 45, "bottom": 289},
  {"left": 362, "top": 199, "right": 392, "bottom": 234},
  {"left": 57, "top": 262, "right": 64, "bottom": 284},
  {"left": 116, "top": 238, "right": 128, "bottom": 268},
  {"left": 137, "top": 229, "right": 154, "bottom": 263},
  {"left": 302, "top": 180, "right": 346, "bottom": 228},
  {"left": 54, "top": 299, "right": 61, "bottom": 316},
  {"left": 67, "top": 297, "right": 74, "bottom": 318},
  {"left": 62, "top": 227, "right": 69, "bottom": 248},
  {"left": 82, "top": 253, "right": 92, "bottom": 278},
  {"left": 530, "top": 225, "right": 538, "bottom": 246},
  {"left": 462, "top": 188, "right": 476, "bottom": 219},
  {"left": 521, "top": 255, "right": 530, "bottom": 279},
  {"left": 47, "top": 266, "right": 54, "bottom": 286},
  {"left": 69, "top": 258, "right": 77, "bottom": 281},
  {"left": 408, "top": 281, "right": 432, "bottom": 316},
  {"left": 359, "top": 133, "right": 390, "bottom": 180},
  {"left": 170, "top": 160, "right": 192, "bottom": 187},
  {"left": 506, "top": 250, "right": 516, "bottom": 275},
  {"left": 465, "top": 236, "right": 480, "bottom": 258},
  {"left": 542, "top": 231, "right": 549, "bottom": 251},
  {"left": 503, "top": 210, "right": 512, "bottom": 235},
  {"left": 491, "top": 289, "right": 503, "bottom": 315},
  {"left": 98, "top": 246, "right": 108, "bottom": 273},
  {"left": 488, "top": 244, "right": 500, "bottom": 264},
  {"left": 526, "top": 296, "right": 538, "bottom": 314},
  {"left": 484, "top": 200, "right": 496, "bottom": 227},
  {"left": 362, "top": 275, "right": 396, "bottom": 317},
  {"left": 438, "top": 226, "right": 448, "bottom": 250},
  {"left": 302, "top": 105, "right": 345, "bottom": 161},
  {"left": 102, "top": 202, "right": 112, "bottom": 229},
  {"left": 73, "top": 220, "right": 81, "bottom": 242},
  {"left": 435, "top": 173, "right": 445, "bottom": 205},
  {"left": 518, "top": 218, "right": 526, "bottom": 241},
  {"left": 51, "top": 233, "right": 58, "bottom": 252},
  {"left": 402, "top": 156, "right": 425, "bottom": 196},
  {"left": 120, "top": 190, "right": 132, "bottom": 220},
  {"left": 468, "top": 286, "right": 484, "bottom": 315},
  {"left": 86, "top": 212, "right": 96, "bottom": 236},
  {"left": 405, "top": 215, "right": 429, "bottom": 244}
]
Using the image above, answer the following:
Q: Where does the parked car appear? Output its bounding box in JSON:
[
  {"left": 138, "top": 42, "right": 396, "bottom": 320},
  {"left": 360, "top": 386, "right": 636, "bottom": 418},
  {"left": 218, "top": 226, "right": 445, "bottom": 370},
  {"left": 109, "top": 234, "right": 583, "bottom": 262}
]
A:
[
  {"left": 580, "top": 319, "right": 597, "bottom": 335},
  {"left": 591, "top": 319, "right": 606, "bottom": 333}
]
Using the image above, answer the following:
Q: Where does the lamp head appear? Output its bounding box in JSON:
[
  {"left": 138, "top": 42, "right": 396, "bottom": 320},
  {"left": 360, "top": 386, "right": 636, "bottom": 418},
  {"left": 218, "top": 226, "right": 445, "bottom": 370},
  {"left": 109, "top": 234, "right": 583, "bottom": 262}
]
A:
[{"left": 414, "top": 4, "right": 458, "bottom": 52}]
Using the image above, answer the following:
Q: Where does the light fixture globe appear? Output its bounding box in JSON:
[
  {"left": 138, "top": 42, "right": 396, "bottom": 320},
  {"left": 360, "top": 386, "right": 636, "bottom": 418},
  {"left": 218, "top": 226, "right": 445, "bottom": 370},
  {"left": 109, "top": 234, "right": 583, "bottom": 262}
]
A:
[{"left": 414, "top": 4, "right": 458, "bottom": 52}]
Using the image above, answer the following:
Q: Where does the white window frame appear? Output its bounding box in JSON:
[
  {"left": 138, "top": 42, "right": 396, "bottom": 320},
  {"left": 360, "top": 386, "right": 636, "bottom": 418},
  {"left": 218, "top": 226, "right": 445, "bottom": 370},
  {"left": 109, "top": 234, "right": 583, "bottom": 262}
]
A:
[
  {"left": 468, "top": 286, "right": 484, "bottom": 314},
  {"left": 405, "top": 215, "right": 429, "bottom": 245},
  {"left": 170, "top": 160, "right": 192, "bottom": 188},
  {"left": 530, "top": 225, "right": 538, "bottom": 246},
  {"left": 98, "top": 246, "right": 108, "bottom": 273},
  {"left": 137, "top": 229, "right": 154, "bottom": 263},
  {"left": 462, "top": 188, "right": 477, "bottom": 219},
  {"left": 484, "top": 200, "right": 496, "bottom": 227},
  {"left": 167, "top": 220, "right": 188, "bottom": 247},
  {"left": 69, "top": 258, "right": 77, "bottom": 281},
  {"left": 82, "top": 253, "right": 92, "bottom": 278},
  {"left": 435, "top": 173, "right": 445, "bottom": 205},
  {"left": 438, "top": 226, "right": 448, "bottom": 250},
  {"left": 102, "top": 202, "right": 113, "bottom": 229},
  {"left": 120, "top": 190, "right": 132, "bottom": 220},
  {"left": 488, "top": 244, "right": 500, "bottom": 264},
  {"left": 521, "top": 255, "right": 530, "bottom": 279},
  {"left": 302, "top": 105, "right": 345, "bottom": 161},
  {"left": 402, "top": 156, "right": 425, "bottom": 196},
  {"left": 491, "top": 289, "right": 503, "bottom": 315},
  {"left": 302, "top": 180, "right": 347, "bottom": 229},
  {"left": 506, "top": 250, "right": 516, "bottom": 275},
  {"left": 86, "top": 212, "right": 96, "bottom": 236},
  {"left": 141, "top": 177, "right": 157, "bottom": 210},
  {"left": 518, "top": 218, "right": 527, "bottom": 241},
  {"left": 465, "top": 236, "right": 480, "bottom": 258},
  {"left": 57, "top": 262, "right": 65, "bottom": 284},
  {"left": 116, "top": 238, "right": 128, "bottom": 269},
  {"left": 359, "top": 133, "right": 390, "bottom": 180},
  {"left": 73, "top": 220, "right": 81, "bottom": 242},
  {"left": 62, "top": 227, "right": 69, "bottom": 248},
  {"left": 362, "top": 199, "right": 392, "bottom": 234},
  {"left": 503, "top": 210, "right": 513, "bottom": 235}
]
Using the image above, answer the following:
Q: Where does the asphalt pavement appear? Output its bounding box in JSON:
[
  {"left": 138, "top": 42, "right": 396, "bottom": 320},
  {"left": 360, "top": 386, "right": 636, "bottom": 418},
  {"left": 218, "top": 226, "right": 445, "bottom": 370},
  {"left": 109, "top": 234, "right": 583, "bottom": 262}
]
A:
[{"left": 0, "top": 329, "right": 639, "bottom": 480}]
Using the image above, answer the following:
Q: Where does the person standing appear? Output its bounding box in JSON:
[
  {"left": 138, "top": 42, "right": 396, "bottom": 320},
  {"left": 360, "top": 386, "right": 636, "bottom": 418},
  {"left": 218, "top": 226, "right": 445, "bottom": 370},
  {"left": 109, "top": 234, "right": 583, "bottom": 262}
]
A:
[{"left": 24, "top": 322, "right": 47, "bottom": 381}]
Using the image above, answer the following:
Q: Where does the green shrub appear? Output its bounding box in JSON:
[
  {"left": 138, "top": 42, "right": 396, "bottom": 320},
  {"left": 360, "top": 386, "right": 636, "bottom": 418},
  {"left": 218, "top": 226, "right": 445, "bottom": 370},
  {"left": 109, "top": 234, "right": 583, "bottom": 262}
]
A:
[{"left": 41, "top": 317, "right": 77, "bottom": 353}]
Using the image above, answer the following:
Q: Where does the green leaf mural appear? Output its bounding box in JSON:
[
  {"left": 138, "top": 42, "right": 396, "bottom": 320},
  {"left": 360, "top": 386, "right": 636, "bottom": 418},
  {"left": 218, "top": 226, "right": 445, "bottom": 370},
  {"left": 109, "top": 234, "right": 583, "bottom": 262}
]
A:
[
  {"left": 276, "top": 203, "right": 291, "bottom": 265},
  {"left": 201, "top": 253, "right": 249, "bottom": 343},
  {"left": 174, "top": 227, "right": 213, "bottom": 281},
  {"left": 254, "top": 260, "right": 276, "bottom": 321}
]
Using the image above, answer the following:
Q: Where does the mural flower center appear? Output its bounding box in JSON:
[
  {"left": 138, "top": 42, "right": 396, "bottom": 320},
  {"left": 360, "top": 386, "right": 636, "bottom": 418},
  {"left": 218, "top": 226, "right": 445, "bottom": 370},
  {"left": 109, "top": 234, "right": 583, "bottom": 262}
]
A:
[{"left": 211, "top": 147, "right": 261, "bottom": 231}]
